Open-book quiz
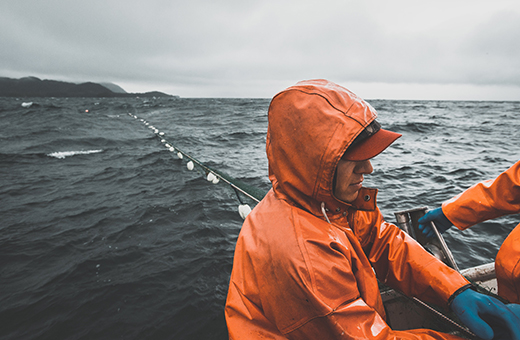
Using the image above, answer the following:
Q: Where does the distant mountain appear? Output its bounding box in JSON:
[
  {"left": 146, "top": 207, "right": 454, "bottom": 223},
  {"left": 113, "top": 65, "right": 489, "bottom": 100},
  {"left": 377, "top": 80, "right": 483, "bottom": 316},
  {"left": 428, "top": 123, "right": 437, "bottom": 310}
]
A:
[
  {"left": 99, "top": 82, "right": 127, "bottom": 94},
  {"left": 0, "top": 76, "right": 177, "bottom": 98}
]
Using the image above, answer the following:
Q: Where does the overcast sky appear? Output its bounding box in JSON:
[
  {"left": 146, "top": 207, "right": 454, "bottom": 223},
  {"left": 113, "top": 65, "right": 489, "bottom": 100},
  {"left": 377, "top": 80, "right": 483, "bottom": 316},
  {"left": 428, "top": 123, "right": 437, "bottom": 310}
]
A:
[{"left": 1, "top": 0, "right": 519, "bottom": 100}]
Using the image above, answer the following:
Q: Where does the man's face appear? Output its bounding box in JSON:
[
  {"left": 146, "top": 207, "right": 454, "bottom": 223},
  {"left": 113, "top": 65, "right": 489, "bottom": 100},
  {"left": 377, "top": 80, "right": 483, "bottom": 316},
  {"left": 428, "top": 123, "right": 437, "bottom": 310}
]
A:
[{"left": 334, "top": 159, "right": 373, "bottom": 202}]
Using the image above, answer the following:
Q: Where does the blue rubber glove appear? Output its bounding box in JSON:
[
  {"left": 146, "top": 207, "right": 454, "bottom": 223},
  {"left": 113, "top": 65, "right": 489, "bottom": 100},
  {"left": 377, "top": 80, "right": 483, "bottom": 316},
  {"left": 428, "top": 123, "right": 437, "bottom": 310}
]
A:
[
  {"left": 506, "top": 303, "right": 520, "bottom": 318},
  {"left": 493, "top": 304, "right": 520, "bottom": 339},
  {"left": 418, "top": 207, "right": 453, "bottom": 238},
  {"left": 450, "top": 288, "right": 520, "bottom": 340}
]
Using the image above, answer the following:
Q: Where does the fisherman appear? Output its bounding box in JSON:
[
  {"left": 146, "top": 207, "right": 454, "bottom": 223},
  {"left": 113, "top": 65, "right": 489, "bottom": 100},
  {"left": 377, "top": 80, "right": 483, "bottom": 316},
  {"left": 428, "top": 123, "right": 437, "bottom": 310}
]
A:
[
  {"left": 225, "top": 79, "right": 520, "bottom": 339},
  {"left": 419, "top": 160, "right": 520, "bottom": 304}
]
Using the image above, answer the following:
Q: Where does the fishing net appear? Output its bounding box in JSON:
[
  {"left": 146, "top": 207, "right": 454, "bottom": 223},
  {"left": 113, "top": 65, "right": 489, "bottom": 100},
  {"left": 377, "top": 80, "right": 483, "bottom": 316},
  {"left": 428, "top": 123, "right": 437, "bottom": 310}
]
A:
[{"left": 128, "top": 113, "right": 267, "bottom": 218}]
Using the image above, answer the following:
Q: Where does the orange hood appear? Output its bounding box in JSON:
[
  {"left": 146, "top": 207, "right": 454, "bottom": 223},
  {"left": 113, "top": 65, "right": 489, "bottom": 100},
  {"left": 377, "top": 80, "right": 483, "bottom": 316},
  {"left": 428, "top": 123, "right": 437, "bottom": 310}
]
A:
[{"left": 266, "top": 79, "right": 378, "bottom": 216}]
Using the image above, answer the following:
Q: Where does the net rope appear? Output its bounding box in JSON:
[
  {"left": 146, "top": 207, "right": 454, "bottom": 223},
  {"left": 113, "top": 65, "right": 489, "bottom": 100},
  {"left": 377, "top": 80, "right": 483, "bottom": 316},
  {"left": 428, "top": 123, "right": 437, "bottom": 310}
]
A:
[{"left": 127, "top": 113, "right": 266, "bottom": 218}]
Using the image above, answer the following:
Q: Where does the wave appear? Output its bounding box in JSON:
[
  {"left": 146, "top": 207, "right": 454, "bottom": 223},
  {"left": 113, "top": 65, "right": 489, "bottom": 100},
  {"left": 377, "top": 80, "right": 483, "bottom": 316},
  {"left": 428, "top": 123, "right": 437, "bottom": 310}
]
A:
[
  {"left": 47, "top": 149, "right": 103, "bottom": 159},
  {"left": 3, "top": 97, "right": 519, "bottom": 340}
]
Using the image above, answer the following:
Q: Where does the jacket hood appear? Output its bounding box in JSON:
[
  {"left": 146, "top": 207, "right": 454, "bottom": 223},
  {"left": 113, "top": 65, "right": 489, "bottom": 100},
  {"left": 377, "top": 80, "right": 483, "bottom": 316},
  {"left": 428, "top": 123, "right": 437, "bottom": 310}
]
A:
[{"left": 266, "top": 79, "right": 378, "bottom": 216}]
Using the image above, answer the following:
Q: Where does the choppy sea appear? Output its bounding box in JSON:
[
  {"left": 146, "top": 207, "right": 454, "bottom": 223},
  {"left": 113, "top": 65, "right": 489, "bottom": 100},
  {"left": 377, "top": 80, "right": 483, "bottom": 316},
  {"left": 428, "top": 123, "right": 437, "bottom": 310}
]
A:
[{"left": 1, "top": 96, "right": 519, "bottom": 339}]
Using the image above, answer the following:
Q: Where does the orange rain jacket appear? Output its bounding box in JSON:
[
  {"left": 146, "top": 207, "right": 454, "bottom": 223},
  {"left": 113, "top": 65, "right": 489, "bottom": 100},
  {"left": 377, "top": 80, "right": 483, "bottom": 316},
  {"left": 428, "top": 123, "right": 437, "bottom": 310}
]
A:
[
  {"left": 442, "top": 160, "right": 520, "bottom": 303},
  {"left": 225, "top": 80, "right": 470, "bottom": 339},
  {"left": 442, "top": 160, "right": 520, "bottom": 230}
]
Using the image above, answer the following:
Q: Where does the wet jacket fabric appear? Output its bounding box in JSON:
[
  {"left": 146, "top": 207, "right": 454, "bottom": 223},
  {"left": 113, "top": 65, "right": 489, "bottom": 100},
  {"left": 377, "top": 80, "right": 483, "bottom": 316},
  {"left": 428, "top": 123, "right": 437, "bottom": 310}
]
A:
[
  {"left": 496, "top": 222, "right": 520, "bottom": 303},
  {"left": 442, "top": 160, "right": 520, "bottom": 230},
  {"left": 225, "top": 80, "right": 469, "bottom": 339},
  {"left": 442, "top": 160, "right": 520, "bottom": 303}
]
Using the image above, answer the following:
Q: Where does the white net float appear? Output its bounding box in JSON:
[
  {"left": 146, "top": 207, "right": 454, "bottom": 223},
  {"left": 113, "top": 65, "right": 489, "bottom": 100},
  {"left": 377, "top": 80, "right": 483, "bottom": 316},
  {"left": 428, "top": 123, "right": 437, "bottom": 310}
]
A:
[{"left": 238, "top": 204, "right": 252, "bottom": 219}]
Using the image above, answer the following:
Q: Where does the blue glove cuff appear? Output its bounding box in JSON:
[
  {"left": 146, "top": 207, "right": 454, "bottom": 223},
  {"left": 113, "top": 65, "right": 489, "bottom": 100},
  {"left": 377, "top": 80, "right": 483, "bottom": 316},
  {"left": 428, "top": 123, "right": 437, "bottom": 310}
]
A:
[{"left": 448, "top": 284, "right": 473, "bottom": 307}]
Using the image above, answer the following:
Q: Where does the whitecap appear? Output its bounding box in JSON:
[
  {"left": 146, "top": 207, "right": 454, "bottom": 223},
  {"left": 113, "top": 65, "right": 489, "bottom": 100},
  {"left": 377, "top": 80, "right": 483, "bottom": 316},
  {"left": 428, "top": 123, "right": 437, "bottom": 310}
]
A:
[
  {"left": 21, "top": 102, "right": 33, "bottom": 108},
  {"left": 47, "top": 150, "right": 103, "bottom": 159}
]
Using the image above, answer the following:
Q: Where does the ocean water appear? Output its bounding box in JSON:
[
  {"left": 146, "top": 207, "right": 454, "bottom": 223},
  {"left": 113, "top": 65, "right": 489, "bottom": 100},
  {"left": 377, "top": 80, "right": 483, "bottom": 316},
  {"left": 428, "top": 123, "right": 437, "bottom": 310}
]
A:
[{"left": 0, "top": 96, "right": 519, "bottom": 339}]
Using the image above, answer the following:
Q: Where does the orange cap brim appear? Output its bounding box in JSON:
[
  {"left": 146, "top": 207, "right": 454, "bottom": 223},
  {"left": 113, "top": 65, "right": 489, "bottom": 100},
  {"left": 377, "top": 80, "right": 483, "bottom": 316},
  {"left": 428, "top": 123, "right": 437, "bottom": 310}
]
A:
[{"left": 342, "top": 129, "right": 402, "bottom": 161}]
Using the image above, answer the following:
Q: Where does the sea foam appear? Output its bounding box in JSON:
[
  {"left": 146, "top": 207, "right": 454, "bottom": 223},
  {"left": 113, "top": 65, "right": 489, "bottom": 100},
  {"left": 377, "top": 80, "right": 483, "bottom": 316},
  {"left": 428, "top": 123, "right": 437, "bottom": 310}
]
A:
[{"left": 47, "top": 150, "right": 103, "bottom": 159}]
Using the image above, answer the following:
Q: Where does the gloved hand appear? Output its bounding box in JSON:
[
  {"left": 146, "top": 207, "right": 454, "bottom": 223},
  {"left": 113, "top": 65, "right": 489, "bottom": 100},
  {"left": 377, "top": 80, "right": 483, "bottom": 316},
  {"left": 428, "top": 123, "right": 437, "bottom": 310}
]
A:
[
  {"left": 418, "top": 207, "right": 453, "bottom": 238},
  {"left": 506, "top": 302, "right": 520, "bottom": 317},
  {"left": 497, "top": 303, "right": 520, "bottom": 339},
  {"left": 496, "top": 303, "right": 520, "bottom": 338},
  {"left": 450, "top": 287, "right": 520, "bottom": 340}
]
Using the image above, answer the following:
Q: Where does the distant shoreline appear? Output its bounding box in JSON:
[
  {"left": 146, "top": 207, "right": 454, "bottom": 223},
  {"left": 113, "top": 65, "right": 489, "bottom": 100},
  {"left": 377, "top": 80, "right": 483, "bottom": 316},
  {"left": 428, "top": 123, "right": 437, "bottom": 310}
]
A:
[{"left": 0, "top": 76, "right": 178, "bottom": 98}]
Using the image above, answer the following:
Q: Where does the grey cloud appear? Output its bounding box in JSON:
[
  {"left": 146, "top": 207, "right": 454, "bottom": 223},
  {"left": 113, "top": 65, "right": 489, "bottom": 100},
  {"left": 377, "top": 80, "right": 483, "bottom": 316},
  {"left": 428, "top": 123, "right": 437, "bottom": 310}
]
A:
[{"left": 1, "top": 0, "right": 519, "bottom": 98}]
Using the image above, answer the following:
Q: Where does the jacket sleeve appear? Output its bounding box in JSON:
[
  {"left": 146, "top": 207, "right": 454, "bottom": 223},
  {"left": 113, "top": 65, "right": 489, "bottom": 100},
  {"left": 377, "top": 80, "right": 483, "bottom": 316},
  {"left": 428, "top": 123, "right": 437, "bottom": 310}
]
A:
[
  {"left": 284, "top": 210, "right": 469, "bottom": 340},
  {"left": 359, "top": 209, "right": 470, "bottom": 307},
  {"left": 442, "top": 160, "right": 520, "bottom": 230},
  {"left": 283, "top": 298, "right": 465, "bottom": 340}
]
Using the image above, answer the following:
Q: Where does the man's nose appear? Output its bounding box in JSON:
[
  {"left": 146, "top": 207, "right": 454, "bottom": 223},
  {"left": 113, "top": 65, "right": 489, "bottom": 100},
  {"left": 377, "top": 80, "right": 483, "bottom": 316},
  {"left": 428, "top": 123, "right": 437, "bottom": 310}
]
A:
[{"left": 356, "top": 160, "right": 373, "bottom": 174}]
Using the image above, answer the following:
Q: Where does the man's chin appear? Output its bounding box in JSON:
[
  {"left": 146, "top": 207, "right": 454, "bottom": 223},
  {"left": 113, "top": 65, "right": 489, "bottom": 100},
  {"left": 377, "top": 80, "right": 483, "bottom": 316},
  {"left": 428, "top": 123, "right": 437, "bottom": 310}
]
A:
[{"left": 336, "top": 191, "right": 359, "bottom": 204}]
